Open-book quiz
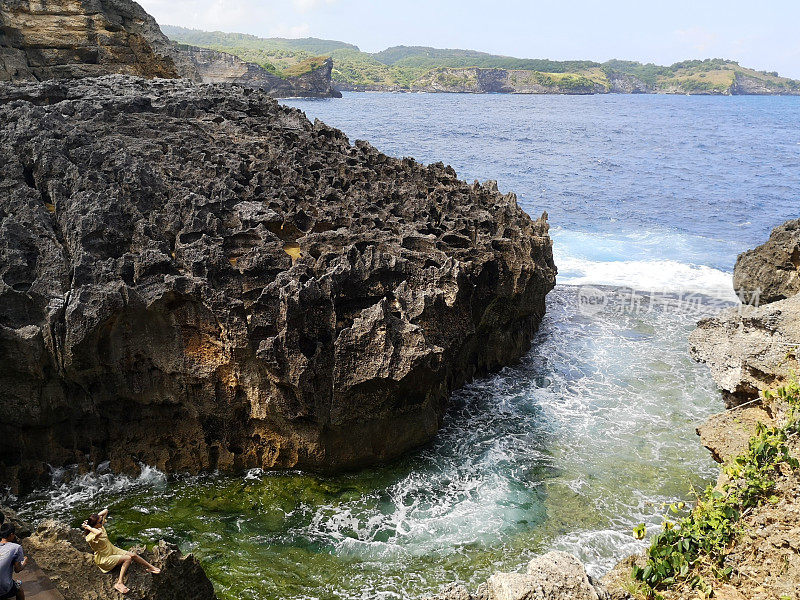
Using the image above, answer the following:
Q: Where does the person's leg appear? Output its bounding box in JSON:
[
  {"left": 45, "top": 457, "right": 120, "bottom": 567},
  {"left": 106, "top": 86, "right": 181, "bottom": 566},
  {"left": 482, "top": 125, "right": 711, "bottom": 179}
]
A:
[
  {"left": 114, "top": 555, "right": 132, "bottom": 594},
  {"left": 128, "top": 551, "right": 161, "bottom": 574},
  {"left": 14, "top": 584, "right": 24, "bottom": 600}
]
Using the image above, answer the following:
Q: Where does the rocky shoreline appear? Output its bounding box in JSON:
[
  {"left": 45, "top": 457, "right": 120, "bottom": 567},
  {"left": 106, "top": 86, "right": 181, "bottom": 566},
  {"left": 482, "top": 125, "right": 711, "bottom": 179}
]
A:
[
  {"left": 334, "top": 68, "right": 800, "bottom": 96},
  {"left": 0, "top": 71, "right": 555, "bottom": 493}
]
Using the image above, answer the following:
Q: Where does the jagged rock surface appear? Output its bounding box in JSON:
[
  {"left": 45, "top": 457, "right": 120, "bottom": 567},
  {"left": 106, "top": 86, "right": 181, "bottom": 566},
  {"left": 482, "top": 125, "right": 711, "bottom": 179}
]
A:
[
  {"left": 733, "top": 218, "right": 800, "bottom": 304},
  {"left": 180, "top": 46, "right": 340, "bottom": 98},
  {"left": 691, "top": 219, "right": 800, "bottom": 407},
  {"left": 24, "top": 520, "right": 217, "bottom": 600},
  {"left": 690, "top": 294, "right": 800, "bottom": 406},
  {"left": 0, "top": 0, "right": 195, "bottom": 81},
  {"left": 0, "top": 75, "right": 556, "bottom": 492}
]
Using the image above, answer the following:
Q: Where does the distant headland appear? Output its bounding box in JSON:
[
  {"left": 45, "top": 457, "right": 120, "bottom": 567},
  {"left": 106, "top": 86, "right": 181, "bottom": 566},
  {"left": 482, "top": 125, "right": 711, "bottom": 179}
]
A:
[{"left": 163, "top": 25, "right": 800, "bottom": 96}]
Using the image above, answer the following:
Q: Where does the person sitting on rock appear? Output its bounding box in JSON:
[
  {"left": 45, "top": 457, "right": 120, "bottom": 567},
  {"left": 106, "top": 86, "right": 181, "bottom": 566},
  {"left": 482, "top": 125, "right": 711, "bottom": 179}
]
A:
[
  {"left": 81, "top": 509, "right": 160, "bottom": 595},
  {"left": 0, "top": 522, "right": 27, "bottom": 600}
]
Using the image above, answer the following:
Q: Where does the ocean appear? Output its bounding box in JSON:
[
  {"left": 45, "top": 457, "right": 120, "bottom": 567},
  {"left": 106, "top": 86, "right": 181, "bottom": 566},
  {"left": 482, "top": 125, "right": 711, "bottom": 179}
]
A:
[{"left": 13, "top": 92, "right": 800, "bottom": 600}]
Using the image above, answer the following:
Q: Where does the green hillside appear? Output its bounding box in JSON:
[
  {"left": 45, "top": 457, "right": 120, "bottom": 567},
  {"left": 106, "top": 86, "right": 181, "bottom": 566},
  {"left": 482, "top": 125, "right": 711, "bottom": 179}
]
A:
[{"left": 162, "top": 26, "right": 800, "bottom": 94}]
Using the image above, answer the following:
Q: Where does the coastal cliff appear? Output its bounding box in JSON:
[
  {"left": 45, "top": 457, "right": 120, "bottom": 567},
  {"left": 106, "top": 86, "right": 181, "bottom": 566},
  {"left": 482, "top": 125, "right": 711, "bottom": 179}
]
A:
[
  {"left": 0, "top": 75, "right": 556, "bottom": 493},
  {"left": 403, "top": 67, "right": 607, "bottom": 94},
  {"left": 0, "top": 0, "right": 339, "bottom": 97},
  {"left": 178, "top": 45, "right": 341, "bottom": 98}
]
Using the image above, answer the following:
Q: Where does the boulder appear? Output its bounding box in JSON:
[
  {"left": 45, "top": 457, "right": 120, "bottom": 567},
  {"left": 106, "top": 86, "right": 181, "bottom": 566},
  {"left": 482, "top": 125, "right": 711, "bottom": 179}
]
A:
[
  {"left": 733, "top": 218, "right": 800, "bottom": 305},
  {"left": 486, "top": 552, "right": 603, "bottom": 600},
  {"left": 23, "top": 520, "right": 216, "bottom": 600},
  {"left": 690, "top": 294, "right": 800, "bottom": 407},
  {"left": 0, "top": 75, "right": 556, "bottom": 492}
]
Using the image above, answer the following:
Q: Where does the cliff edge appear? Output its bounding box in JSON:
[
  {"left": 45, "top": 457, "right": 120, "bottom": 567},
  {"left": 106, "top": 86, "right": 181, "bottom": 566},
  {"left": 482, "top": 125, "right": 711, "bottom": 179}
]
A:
[{"left": 0, "top": 0, "right": 339, "bottom": 97}]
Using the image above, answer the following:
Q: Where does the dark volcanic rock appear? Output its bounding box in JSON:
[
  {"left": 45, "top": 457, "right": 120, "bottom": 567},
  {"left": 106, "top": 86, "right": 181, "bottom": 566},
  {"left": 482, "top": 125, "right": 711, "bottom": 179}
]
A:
[
  {"left": 24, "top": 520, "right": 217, "bottom": 600},
  {"left": 0, "top": 0, "right": 194, "bottom": 81},
  {"left": 0, "top": 75, "right": 556, "bottom": 492},
  {"left": 733, "top": 218, "right": 800, "bottom": 304}
]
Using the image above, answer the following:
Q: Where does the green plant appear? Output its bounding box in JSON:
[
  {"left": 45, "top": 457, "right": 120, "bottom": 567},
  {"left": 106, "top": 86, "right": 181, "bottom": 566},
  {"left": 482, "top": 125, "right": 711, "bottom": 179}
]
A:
[{"left": 632, "top": 381, "right": 800, "bottom": 598}]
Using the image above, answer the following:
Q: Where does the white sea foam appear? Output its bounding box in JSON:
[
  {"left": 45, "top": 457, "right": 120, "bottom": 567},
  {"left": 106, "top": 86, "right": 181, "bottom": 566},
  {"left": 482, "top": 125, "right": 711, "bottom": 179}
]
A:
[
  {"left": 556, "top": 254, "right": 738, "bottom": 302},
  {"left": 17, "top": 463, "right": 168, "bottom": 519},
  {"left": 550, "top": 227, "right": 739, "bottom": 301}
]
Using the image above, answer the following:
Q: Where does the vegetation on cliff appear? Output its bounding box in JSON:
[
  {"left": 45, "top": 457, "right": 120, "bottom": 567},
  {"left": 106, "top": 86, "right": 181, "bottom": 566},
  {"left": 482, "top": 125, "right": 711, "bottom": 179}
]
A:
[
  {"left": 161, "top": 26, "right": 800, "bottom": 94},
  {"left": 625, "top": 381, "right": 800, "bottom": 599}
]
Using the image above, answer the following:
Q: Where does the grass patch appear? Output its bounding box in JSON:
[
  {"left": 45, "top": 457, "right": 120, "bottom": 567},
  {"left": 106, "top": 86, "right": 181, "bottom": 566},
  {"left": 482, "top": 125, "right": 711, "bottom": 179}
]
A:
[{"left": 281, "top": 56, "right": 329, "bottom": 77}]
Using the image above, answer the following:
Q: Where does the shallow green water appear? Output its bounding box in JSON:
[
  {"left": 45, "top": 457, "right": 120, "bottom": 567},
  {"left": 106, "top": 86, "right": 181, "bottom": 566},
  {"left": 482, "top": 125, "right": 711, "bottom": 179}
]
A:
[{"left": 13, "top": 287, "right": 725, "bottom": 600}]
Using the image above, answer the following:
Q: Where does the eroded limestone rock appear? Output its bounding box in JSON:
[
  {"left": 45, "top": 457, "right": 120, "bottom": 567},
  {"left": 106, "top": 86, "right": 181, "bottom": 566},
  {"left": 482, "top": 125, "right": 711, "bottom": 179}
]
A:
[
  {"left": 0, "top": 0, "right": 193, "bottom": 81},
  {"left": 0, "top": 75, "right": 556, "bottom": 492},
  {"left": 690, "top": 287, "right": 800, "bottom": 406},
  {"left": 486, "top": 552, "right": 604, "bottom": 600}
]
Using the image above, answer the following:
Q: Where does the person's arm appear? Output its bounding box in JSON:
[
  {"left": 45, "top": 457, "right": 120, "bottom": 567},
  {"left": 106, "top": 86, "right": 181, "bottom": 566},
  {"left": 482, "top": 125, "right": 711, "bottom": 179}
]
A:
[
  {"left": 82, "top": 521, "right": 103, "bottom": 536},
  {"left": 98, "top": 508, "right": 109, "bottom": 525},
  {"left": 13, "top": 548, "right": 27, "bottom": 573}
]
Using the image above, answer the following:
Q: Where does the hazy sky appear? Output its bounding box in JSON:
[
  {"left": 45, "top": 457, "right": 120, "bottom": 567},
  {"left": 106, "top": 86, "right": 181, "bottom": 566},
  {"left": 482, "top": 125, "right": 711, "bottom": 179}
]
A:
[{"left": 139, "top": 0, "right": 800, "bottom": 78}]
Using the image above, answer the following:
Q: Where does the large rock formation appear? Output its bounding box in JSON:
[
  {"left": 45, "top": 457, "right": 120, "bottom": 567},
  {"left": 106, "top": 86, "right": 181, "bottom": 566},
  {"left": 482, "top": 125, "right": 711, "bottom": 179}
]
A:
[
  {"left": 733, "top": 218, "right": 800, "bottom": 304},
  {"left": 691, "top": 219, "right": 800, "bottom": 406},
  {"left": 0, "top": 75, "right": 556, "bottom": 492},
  {"left": 0, "top": 0, "right": 193, "bottom": 81},
  {"left": 180, "top": 46, "right": 341, "bottom": 98}
]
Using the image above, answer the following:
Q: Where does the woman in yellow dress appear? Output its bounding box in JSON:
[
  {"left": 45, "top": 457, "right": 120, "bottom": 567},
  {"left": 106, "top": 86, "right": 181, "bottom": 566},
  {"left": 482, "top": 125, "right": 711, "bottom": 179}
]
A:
[{"left": 81, "top": 509, "right": 161, "bottom": 595}]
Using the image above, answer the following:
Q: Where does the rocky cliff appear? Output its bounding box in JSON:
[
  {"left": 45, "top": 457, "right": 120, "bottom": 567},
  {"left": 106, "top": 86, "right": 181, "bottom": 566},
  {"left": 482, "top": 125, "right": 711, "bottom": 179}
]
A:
[
  {"left": 364, "top": 66, "right": 607, "bottom": 94},
  {"left": 691, "top": 220, "right": 800, "bottom": 406},
  {"left": 0, "top": 75, "right": 556, "bottom": 493},
  {"left": 0, "top": 0, "right": 338, "bottom": 97},
  {"left": 181, "top": 45, "right": 340, "bottom": 98},
  {"left": 0, "top": 0, "right": 193, "bottom": 81}
]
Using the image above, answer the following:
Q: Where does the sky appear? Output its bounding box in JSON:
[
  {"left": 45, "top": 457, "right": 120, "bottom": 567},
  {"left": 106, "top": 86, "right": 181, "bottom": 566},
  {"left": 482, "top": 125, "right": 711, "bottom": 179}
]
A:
[{"left": 139, "top": 0, "right": 800, "bottom": 78}]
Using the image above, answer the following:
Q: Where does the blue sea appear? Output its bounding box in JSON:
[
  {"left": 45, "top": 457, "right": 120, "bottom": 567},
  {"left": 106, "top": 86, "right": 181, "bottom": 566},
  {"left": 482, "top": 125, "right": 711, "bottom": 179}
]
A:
[{"left": 15, "top": 93, "right": 800, "bottom": 600}]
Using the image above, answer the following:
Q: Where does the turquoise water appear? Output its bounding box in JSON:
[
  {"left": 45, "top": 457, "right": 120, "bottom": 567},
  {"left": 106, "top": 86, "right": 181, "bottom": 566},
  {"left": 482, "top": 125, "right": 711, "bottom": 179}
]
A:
[{"left": 12, "top": 93, "right": 800, "bottom": 599}]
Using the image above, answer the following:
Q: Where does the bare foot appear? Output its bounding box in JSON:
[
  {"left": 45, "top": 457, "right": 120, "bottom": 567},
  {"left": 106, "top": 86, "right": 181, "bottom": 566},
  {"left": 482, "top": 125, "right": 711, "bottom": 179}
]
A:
[
  {"left": 147, "top": 567, "right": 161, "bottom": 574},
  {"left": 114, "top": 582, "right": 130, "bottom": 594}
]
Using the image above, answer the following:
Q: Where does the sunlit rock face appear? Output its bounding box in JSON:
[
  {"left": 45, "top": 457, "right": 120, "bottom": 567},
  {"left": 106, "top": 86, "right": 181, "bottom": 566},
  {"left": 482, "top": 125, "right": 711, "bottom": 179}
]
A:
[
  {"left": 0, "top": 75, "right": 556, "bottom": 493},
  {"left": 0, "top": 0, "right": 192, "bottom": 81}
]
